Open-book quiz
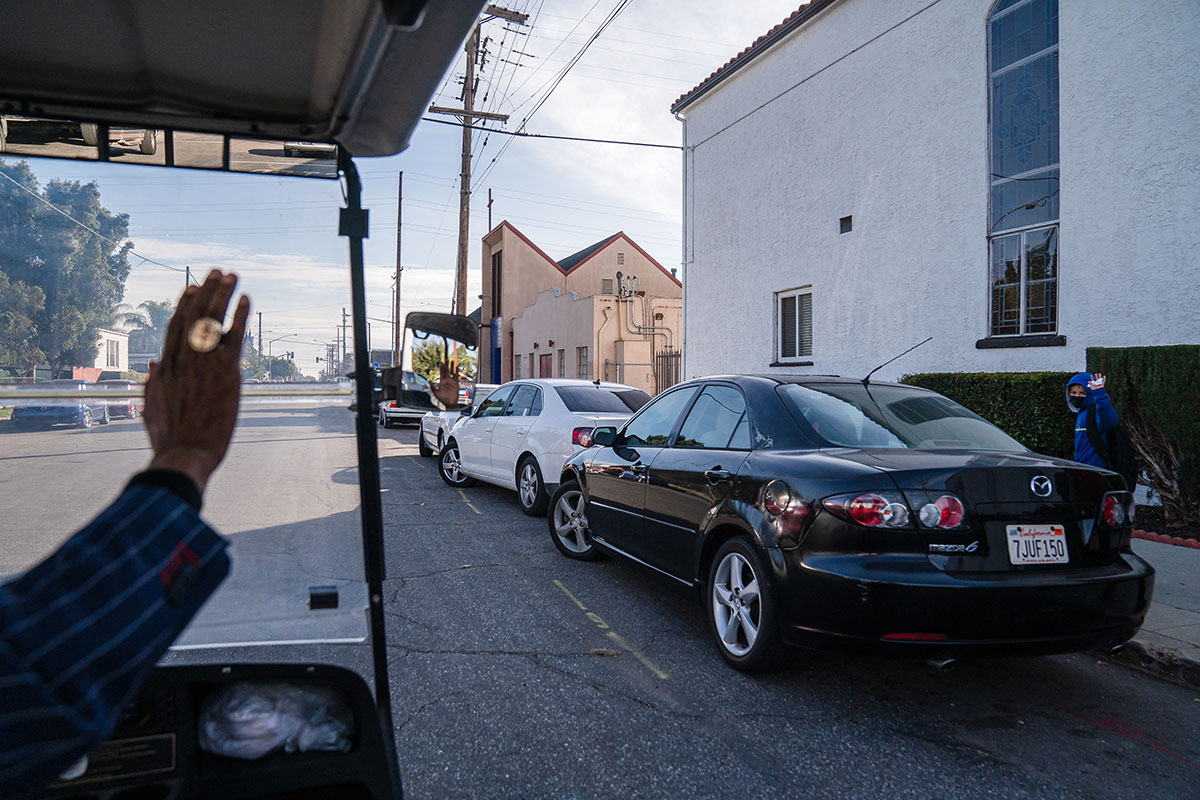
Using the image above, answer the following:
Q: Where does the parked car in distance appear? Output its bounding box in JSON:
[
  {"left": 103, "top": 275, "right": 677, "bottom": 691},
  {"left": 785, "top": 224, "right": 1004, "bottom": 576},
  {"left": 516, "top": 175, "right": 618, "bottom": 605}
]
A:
[
  {"left": 377, "top": 370, "right": 434, "bottom": 427},
  {"left": 95, "top": 379, "right": 144, "bottom": 419},
  {"left": 437, "top": 379, "right": 651, "bottom": 516},
  {"left": 10, "top": 379, "right": 111, "bottom": 428},
  {"left": 418, "top": 384, "right": 500, "bottom": 457},
  {"left": 282, "top": 141, "right": 337, "bottom": 158},
  {"left": 548, "top": 374, "right": 1153, "bottom": 672}
]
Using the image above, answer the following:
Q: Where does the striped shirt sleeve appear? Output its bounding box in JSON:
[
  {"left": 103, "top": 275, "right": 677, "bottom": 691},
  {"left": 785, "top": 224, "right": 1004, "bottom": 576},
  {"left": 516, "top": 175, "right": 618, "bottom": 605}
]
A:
[{"left": 0, "top": 486, "right": 229, "bottom": 798}]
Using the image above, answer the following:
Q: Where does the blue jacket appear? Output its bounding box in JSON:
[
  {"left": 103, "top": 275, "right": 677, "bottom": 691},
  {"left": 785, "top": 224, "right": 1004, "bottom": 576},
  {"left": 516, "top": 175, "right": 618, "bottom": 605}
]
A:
[
  {"left": 1066, "top": 372, "right": 1118, "bottom": 468},
  {"left": 0, "top": 484, "right": 229, "bottom": 798}
]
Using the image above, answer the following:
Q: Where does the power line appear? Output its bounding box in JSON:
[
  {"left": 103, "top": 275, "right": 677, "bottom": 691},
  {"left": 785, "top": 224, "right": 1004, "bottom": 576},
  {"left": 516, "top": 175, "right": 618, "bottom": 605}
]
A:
[
  {"left": 476, "top": 0, "right": 634, "bottom": 190},
  {"left": 420, "top": 116, "right": 680, "bottom": 149},
  {"left": 0, "top": 168, "right": 197, "bottom": 282}
]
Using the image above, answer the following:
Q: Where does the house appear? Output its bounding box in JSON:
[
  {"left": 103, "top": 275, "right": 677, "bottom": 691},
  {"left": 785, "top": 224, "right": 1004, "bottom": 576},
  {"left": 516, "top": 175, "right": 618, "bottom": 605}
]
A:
[
  {"left": 671, "top": 0, "right": 1199, "bottom": 381},
  {"left": 93, "top": 328, "right": 128, "bottom": 372},
  {"left": 480, "top": 221, "right": 683, "bottom": 391}
]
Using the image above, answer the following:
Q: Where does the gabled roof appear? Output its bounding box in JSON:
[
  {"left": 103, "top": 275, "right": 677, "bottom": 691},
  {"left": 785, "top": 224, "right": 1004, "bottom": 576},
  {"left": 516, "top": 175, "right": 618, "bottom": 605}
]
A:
[
  {"left": 670, "top": 1, "right": 837, "bottom": 115},
  {"left": 557, "top": 234, "right": 621, "bottom": 272},
  {"left": 484, "top": 221, "right": 682, "bottom": 287}
]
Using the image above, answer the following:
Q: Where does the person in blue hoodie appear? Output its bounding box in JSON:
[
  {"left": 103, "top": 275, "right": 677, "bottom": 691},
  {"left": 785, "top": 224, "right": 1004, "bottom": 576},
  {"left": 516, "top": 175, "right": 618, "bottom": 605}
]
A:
[{"left": 1066, "top": 372, "right": 1118, "bottom": 468}]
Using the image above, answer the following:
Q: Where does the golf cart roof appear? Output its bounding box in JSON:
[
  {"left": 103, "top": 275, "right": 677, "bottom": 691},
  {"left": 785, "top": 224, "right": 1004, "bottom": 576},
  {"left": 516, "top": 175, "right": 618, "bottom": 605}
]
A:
[{"left": 0, "top": 0, "right": 486, "bottom": 156}]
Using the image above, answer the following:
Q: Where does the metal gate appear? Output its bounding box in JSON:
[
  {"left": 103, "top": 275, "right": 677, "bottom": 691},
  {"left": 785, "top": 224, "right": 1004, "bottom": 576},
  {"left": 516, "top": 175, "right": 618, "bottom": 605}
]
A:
[{"left": 654, "top": 349, "right": 681, "bottom": 394}]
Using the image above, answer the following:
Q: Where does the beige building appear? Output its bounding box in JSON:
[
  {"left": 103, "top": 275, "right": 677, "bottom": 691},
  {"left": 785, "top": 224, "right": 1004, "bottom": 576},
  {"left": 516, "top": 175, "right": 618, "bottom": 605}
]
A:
[
  {"left": 511, "top": 288, "right": 682, "bottom": 395},
  {"left": 480, "top": 221, "right": 682, "bottom": 392}
]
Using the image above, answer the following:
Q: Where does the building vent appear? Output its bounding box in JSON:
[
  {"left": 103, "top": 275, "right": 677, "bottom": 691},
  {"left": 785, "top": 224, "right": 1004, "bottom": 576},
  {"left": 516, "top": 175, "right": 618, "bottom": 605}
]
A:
[
  {"left": 602, "top": 278, "right": 614, "bottom": 294},
  {"left": 839, "top": 215, "right": 853, "bottom": 234},
  {"left": 617, "top": 252, "right": 625, "bottom": 265}
]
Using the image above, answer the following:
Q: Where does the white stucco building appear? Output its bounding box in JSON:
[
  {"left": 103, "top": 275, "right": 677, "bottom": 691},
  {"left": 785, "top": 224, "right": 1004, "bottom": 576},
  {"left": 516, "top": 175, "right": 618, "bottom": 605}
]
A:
[
  {"left": 93, "top": 328, "right": 128, "bottom": 372},
  {"left": 672, "top": 0, "right": 1200, "bottom": 381}
]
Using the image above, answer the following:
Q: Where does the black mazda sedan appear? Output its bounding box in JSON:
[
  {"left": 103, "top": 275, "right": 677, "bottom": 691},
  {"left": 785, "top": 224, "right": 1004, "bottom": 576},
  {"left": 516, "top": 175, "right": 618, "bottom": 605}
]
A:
[{"left": 547, "top": 375, "right": 1154, "bottom": 671}]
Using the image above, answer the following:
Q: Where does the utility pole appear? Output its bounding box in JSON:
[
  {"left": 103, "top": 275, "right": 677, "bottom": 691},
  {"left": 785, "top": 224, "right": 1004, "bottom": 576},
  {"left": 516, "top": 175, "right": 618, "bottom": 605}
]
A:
[
  {"left": 488, "top": 188, "right": 493, "bottom": 231},
  {"left": 429, "top": 4, "right": 528, "bottom": 314},
  {"left": 185, "top": 265, "right": 191, "bottom": 290},
  {"left": 257, "top": 311, "right": 263, "bottom": 355},
  {"left": 341, "top": 308, "right": 349, "bottom": 374},
  {"left": 394, "top": 171, "right": 403, "bottom": 366}
]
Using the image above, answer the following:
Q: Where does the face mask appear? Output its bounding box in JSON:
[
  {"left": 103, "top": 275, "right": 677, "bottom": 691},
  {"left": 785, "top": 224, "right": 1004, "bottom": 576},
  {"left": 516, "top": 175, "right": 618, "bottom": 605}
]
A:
[{"left": 1069, "top": 393, "right": 1086, "bottom": 408}]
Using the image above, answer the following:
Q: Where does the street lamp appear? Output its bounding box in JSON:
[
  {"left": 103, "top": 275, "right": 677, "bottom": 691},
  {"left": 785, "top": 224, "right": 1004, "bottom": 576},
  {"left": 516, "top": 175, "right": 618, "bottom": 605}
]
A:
[{"left": 266, "top": 333, "right": 297, "bottom": 381}]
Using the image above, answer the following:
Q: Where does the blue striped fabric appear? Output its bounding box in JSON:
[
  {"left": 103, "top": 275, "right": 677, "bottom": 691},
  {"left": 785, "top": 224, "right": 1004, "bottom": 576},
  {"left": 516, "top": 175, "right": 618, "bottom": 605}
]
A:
[{"left": 0, "top": 486, "right": 229, "bottom": 798}]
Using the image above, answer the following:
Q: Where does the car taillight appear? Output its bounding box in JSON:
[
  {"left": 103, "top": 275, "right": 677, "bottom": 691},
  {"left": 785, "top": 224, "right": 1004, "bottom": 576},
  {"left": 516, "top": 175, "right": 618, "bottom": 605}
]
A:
[
  {"left": 389, "top": 402, "right": 398, "bottom": 408},
  {"left": 903, "top": 491, "right": 968, "bottom": 530},
  {"left": 823, "top": 492, "right": 911, "bottom": 528},
  {"left": 1101, "top": 492, "right": 1131, "bottom": 527},
  {"left": 572, "top": 427, "right": 594, "bottom": 446}
]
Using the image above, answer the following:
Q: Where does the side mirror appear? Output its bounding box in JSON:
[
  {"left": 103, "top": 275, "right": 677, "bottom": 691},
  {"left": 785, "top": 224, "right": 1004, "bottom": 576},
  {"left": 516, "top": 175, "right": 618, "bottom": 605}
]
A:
[
  {"left": 590, "top": 427, "right": 617, "bottom": 447},
  {"left": 460, "top": 406, "right": 472, "bottom": 417}
]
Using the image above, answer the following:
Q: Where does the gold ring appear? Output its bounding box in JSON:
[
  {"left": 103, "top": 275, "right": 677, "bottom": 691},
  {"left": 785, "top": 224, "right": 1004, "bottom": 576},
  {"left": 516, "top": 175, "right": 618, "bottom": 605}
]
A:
[{"left": 187, "top": 317, "right": 224, "bottom": 353}]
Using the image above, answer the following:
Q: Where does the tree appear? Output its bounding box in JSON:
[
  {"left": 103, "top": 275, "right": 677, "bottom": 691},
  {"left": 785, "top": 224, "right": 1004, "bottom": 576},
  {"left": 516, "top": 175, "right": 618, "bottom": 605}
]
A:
[
  {"left": 119, "top": 299, "right": 175, "bottom": 358},
  {"left": 0, "top": 270, "right": 46, "bottom": 371},
  {"left": 412, "top": 340, "right": 476, "bottom": 383},
  {"left": 0, "top": 158, "right": 133, "bottom": 375}
]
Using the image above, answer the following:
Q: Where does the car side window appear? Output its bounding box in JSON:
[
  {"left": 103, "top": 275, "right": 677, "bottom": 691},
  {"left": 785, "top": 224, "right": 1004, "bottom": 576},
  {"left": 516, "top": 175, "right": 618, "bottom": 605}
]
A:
[
  {"left": 505, "top": 385, "right": 537, "bottom": 417},
  {"left": 530, "top": 388, "right": 543, "bottom": 416},
  {"left": 675, "top": 386, "right": 749, "bottom": 450},
  {"left": 622, "top": 387, "right": 698, "bottom": 448},
  {"left": 476, "top": 384, "right": 516, "bottom": 418}
]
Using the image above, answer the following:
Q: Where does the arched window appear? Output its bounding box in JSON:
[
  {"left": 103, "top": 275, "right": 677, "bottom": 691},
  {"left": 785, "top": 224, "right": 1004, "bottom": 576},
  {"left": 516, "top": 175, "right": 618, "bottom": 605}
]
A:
[{"left": 988, "top": 0, "right": 1059, "bottom": 337}]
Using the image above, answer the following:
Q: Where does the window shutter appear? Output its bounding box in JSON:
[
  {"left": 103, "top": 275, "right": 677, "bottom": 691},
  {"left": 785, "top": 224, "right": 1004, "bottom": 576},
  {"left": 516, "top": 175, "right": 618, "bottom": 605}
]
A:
[
  {"left": 798, "top": 293, "right": 812, "bottom": 357},
  {"left": 602, "top": 278, "right": 613, "bottom": 295},
  {"left": 780, "top": 295, "right": 797, "bottom": 359}
]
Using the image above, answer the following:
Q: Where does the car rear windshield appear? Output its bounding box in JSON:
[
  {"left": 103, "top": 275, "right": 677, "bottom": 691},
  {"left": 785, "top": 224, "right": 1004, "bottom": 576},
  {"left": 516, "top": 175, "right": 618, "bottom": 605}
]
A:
[
  {"left": 555, "top": 386, "right": 651, "bottom": 413},
  {"left": 777, "top": 383, "right": 1028, "bottom": 452}
]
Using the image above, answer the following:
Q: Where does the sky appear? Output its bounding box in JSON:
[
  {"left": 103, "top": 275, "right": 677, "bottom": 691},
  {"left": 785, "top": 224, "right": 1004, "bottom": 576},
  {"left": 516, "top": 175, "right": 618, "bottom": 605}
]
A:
[{"left": 8, "top": 1, "right": 801, "bottom": 376}]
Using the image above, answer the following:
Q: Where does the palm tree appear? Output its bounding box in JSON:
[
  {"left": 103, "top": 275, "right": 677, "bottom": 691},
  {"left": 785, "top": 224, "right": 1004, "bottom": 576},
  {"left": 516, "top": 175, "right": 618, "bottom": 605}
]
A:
[{"left": 118, "top": 299, "right": 174, "bottom": 358}]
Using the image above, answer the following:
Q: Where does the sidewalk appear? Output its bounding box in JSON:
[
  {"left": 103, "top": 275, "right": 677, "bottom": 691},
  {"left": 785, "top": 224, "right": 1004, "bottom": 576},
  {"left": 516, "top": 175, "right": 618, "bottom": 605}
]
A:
[{"left": 1102, "top": 537, "right": 1200, "bottom": 689}]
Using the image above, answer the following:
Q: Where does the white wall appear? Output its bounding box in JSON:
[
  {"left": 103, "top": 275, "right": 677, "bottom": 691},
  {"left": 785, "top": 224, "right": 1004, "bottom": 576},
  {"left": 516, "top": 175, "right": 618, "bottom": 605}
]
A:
[{"left": 681, "top": 0, "right": 1200, "bottom": 382}]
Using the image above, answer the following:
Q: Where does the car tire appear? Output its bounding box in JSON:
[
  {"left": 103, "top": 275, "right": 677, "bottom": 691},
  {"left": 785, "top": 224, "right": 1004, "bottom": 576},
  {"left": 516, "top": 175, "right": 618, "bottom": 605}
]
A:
[
  {"left": 418, "top": 431, "right": 433, "bottom": 457},
  {"left": 437, "top": 440, "right": 476, "bottom": 487},
  {"left": 99, "top": 407, "right": 110, "bottom": 425},
  {"left": 707, "top": 537, "right": 786, "bottom": 672},
  {"left": 140, "top": 129, "right": 158, "bottom": 155},
  {"left": 78, "top": 409, "right": 92, "bottom": 429},
  {"left": 80, "top": 122, "right": 99, "bottom": 146},
  {"left": 548, "top": 480, "right": 600, "bottom": 561},
  {"left": 516, "top": 456, "right": 549, "bottom": 516}
]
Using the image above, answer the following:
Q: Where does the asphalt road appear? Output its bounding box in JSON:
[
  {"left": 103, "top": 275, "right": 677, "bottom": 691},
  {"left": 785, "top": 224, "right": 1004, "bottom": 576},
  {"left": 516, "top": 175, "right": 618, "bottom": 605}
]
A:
[
  {"left": 3, "top": 413, "right": 1198, "bottom": 797},
  {"left": 374, "top": 424, "right": 1200, "bottom": 800}
]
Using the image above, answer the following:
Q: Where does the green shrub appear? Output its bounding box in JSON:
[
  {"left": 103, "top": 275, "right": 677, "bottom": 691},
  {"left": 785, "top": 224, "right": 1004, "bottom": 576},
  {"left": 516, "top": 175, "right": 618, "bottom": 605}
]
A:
[
  {"left": 1088, "top": 345, "right": 1200, "bottom": 526},
  {"left": 899, "top": 371, "right": 1075, "bottom": 460}
]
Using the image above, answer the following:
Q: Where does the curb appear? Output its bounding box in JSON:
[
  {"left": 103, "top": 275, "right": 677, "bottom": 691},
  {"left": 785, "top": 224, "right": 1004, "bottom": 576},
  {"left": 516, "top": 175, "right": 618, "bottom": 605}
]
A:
[
  {"left": 1132, "top": 528, "right": 1200, "bottom": 550},
  {"left": 1096, "top": 638, "right": 1200, "bottom": 692}
]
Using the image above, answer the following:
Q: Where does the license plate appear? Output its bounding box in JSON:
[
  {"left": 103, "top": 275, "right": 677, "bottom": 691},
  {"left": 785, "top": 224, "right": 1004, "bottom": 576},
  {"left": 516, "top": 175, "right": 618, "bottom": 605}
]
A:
[{"left": 1006, "top": 524, "right": 1068, "bottom": 565}]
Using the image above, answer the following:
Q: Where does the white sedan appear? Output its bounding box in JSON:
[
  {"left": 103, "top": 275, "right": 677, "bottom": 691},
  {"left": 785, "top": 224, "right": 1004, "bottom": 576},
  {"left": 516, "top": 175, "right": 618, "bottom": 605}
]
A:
[
  {"left": 417, "top": 384, "right": 500, "bottom": 457},
  {"left": 436, "top": 379, "right": 651, "bottom": 515}
]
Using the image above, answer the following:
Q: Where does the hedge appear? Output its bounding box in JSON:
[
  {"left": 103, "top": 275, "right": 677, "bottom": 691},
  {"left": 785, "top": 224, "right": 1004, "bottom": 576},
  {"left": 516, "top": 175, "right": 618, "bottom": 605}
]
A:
[
  {"left": 1088, "top": 345, "right": 1199, "bottom": 525},
  {"left": 899, "top": 371, "right": 1076, "bottom": 460}
]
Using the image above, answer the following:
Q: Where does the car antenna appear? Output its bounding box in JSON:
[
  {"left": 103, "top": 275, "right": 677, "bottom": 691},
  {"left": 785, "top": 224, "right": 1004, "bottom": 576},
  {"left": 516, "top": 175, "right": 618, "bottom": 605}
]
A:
[{"left": 862, "top": 337, "right": 932, "bottom": 387}]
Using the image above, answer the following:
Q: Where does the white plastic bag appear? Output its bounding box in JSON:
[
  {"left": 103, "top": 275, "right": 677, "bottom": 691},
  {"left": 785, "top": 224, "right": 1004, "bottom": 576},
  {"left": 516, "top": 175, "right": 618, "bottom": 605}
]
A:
[{"left": 198, "top": 683, "right": 355, "bottom": 760}]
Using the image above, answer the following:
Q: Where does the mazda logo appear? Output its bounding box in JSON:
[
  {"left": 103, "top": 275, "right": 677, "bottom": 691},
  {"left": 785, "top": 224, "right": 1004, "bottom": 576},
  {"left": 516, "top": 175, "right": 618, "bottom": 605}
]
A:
[{"left": 1031, "top": 476, "right": 1053, "bottom": 497}]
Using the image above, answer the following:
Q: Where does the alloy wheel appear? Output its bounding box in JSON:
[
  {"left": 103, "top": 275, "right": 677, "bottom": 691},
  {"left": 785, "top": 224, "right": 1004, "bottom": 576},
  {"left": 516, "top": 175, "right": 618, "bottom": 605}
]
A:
[
  {"left": 712, "top": 552, "right": 761, "bottom": 657},
  {"left": 442, "top": 447, "right": 464, "bottom": 483},
  {"left": 519, "top": 462, "right": 539, "bottom": 509},
  {"left": 552, "top": 489, "right": 590, "bottom": 554}
]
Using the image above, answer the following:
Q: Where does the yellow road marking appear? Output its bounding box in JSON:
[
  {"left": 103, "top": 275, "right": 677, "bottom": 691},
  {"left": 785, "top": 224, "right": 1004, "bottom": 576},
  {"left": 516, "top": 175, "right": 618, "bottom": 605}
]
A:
[
  {"left": 457, "top": 489, "right": 482, "bottom": 515},
  {"left": 553, "top": 579, "right": 588, "bottom": 611},
  {"left": 553, "top": 580, "right": 669, "bottom": 680}
]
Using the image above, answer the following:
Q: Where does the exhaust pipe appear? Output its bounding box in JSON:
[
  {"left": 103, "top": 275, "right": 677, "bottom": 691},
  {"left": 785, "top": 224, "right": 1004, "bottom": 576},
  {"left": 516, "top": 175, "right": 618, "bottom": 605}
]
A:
[{"left": 925, "top": 657, "right": 957, "bottom": 673}]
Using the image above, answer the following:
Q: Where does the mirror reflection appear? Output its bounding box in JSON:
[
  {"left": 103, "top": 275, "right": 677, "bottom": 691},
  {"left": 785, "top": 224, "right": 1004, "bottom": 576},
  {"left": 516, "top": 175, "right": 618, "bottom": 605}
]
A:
[
  {"left": 386, "top": 312, "right": 479, "bottom": 418},
  {"left": 0, "top": 115, "right": 99, "bottom": 160},
  {"left": 0, "top": 117, "right": 338, "bottom": 178}
]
